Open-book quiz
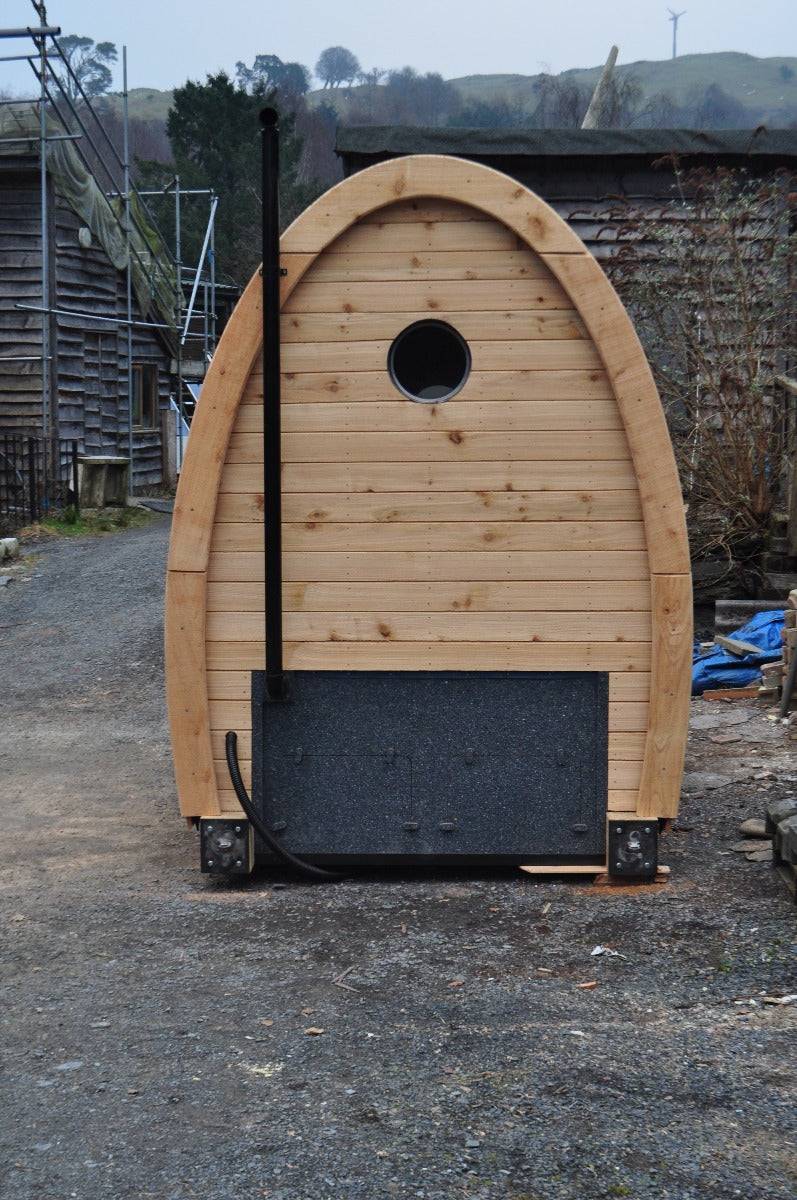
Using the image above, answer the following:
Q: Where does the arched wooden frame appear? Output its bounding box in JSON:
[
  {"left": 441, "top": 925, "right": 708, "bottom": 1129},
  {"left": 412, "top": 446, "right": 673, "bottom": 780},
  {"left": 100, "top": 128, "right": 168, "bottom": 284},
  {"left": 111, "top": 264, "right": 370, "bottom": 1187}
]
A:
[{"left": 166, "top": 154, "right": 692, "bottom": 826}]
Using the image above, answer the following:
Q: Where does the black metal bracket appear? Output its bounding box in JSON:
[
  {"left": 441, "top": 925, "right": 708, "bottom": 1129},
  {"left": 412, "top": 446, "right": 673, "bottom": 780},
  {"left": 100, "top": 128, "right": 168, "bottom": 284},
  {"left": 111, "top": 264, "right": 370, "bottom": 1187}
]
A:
[
  {"left": 607, "top": 820, "right": 658, "bottom": 879},
  {"left": 200, "top": 818, "right": 254, "bottom": 875}
]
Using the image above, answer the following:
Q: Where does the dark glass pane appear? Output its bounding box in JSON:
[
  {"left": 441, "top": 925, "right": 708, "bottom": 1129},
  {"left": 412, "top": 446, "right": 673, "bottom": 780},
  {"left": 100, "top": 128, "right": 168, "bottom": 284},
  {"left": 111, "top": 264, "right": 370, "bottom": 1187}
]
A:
[{"left": 388, "top": 320, "right": 471, "bottom": 403}]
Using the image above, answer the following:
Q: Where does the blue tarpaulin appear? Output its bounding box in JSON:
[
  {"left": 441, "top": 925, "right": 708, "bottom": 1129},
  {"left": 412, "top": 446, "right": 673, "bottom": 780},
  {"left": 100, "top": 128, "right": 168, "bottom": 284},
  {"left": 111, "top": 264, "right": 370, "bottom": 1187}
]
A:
[{"left": 692, "top": 610, "right": 785, "bottom": 695}]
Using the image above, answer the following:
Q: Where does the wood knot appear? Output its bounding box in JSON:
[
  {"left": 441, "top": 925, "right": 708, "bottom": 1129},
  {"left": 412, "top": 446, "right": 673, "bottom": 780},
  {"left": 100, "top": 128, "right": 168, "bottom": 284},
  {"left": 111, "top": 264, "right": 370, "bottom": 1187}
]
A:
[
  {"left": 378, "top": 623, "right": 393, "bottom": 639},
  {"left": 448, "top": 430, "right": 463, "bottom": 445},
  {"left": 343, "top": 303, "right": 354, "bottom": 313}
]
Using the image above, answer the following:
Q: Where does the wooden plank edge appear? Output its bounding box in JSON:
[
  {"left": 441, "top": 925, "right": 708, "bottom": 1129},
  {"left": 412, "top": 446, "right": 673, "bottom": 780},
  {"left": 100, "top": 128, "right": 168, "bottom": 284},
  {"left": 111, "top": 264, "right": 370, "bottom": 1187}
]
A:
[{"left": 165, "top": 569, "right": 219, "bottom": 817}]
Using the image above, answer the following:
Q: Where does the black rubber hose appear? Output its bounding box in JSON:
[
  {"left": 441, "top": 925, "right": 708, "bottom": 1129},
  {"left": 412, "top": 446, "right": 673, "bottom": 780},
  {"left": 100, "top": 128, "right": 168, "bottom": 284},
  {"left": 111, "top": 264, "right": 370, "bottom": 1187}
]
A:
[{"left": 225, "top": 730, "right": 344, "bottom": 881}]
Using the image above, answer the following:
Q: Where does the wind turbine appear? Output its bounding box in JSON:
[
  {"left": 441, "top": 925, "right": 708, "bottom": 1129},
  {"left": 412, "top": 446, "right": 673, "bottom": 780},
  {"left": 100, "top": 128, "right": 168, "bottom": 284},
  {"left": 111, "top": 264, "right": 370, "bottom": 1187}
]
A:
[{"left": 668, "top": 9, "right": 686, "bottom": 60}]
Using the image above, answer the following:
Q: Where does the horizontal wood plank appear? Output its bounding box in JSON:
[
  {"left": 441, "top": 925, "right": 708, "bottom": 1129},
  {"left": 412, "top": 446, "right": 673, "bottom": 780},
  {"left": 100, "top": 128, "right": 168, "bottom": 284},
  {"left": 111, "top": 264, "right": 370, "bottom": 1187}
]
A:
[
  {"left": 215, "top": 490, "right": 643, "bottom": 524},
  {"left": 206, "top": 671, "right": 650, "bottom": 704},
  {"left": 234, "top": 399, "right": 624, "bottom": 434},
  {"left": 281, "top": 309, "right": 586, "bottom": 343},
  {"left": 331, "top": 219, "right": 523, "bottom": 254},
  {"left": 262, "top": 369, "right": 615, "bottom": 404},
  {"left": 226, "top": 430, "right": 630, "bottom": 465},
  {"left": 207, "top": 609, "right": 652, "bottom": 643},
  {"left": 220, "top": 460, "right": 638, "bottom": 494},
  {"left": 207, "top": 550, "right": 650, "bottom": 583},
  {"left": 357, "top": 199, "right": 493, "bottom": 224},
  {"left": 206, "top": 578, "right": 652, "bottom": 613},
  {"left": 205, "top": 640, "right": 651, "bottom": 672},
  {"left": 608, "top": 791, "right": 641, "bottom": 812},
  {"left": 287, "top": 274, "right": 567, "bottom": 309},
  {"left": 280, "top": 339, "right": 602, "bottom": 375},
  {"left": 211, "top": 520, "right": 647, "bottom": 554}
]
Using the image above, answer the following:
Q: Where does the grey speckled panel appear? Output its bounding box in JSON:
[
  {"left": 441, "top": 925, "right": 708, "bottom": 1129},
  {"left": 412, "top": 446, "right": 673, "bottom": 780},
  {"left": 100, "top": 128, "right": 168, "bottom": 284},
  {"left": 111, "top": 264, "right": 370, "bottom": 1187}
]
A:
[{"left": 251, "top": 671, "right": 607, "bottom": 863}]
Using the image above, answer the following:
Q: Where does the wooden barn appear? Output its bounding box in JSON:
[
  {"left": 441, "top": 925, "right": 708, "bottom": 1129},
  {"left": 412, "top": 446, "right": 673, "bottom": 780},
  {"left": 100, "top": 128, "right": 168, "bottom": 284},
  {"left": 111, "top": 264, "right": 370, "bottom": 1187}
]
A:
[
  {"left": 335, "top": 127, "right": 797, "bottom": 261},
  {"left": 166, "top": 129, "right": 692, "bottom": 879},
  {"left": 0, "top": 104, "right": 176, "bottom": 490}
]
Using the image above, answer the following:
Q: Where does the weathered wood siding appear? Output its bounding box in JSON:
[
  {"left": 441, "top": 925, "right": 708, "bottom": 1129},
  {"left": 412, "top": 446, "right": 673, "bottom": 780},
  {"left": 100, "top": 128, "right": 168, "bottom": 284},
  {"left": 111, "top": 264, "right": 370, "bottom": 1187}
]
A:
[
  {"left": 0, "top": 168, "right": 52, "bottom": 433},
  {"left": 204, "top": 198, "right": 652, "bottom": 814},
  {"left": 0, "top": 163, "right": 172, "bottom": 488}
]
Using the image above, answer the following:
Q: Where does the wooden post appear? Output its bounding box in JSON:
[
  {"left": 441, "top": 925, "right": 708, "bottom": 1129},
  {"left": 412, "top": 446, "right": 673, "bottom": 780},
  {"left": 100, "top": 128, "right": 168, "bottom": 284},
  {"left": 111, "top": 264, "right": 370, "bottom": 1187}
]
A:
[
  {"left": 161, "top": 406, "right": 178, "bottom": 488},
  {"left": 581, "top": 46, "right": 619, "bottom": 130}
]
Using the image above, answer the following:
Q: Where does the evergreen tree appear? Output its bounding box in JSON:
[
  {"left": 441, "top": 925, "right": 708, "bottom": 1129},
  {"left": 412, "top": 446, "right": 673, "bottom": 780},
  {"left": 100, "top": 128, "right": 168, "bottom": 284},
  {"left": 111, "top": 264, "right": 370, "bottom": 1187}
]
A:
[{"left": 161, "top": 72, "right": 318, "bottom": 285}]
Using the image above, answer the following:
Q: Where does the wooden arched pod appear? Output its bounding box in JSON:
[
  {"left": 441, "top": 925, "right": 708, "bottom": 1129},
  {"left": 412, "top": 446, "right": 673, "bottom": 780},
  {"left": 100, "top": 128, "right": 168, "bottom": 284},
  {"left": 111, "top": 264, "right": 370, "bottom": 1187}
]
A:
[{"left": 166, "top": 154, "right": 691, "bottom": 839}]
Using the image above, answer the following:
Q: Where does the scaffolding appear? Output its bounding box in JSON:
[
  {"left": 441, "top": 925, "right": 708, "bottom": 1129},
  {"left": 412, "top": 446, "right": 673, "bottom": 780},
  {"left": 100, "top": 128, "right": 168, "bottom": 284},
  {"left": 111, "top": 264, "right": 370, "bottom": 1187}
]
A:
[{"left": 0, "top": 1, "right": 222, "bottom": 486}]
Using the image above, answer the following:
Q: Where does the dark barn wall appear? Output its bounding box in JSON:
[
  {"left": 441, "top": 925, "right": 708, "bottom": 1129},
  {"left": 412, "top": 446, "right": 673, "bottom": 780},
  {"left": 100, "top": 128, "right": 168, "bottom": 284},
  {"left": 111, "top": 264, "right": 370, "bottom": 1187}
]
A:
[
  {"left": 0, "top": 167, "right": 55, "bottom": 435},
  {"left": 336, "top": 128, "right": 797, "bottom": 262},
  {"left": 0, "top": 162, "right": 173, "bottom": 490},
  {"left": 54, "top": 200, "right": 172, "bottom": 488}
]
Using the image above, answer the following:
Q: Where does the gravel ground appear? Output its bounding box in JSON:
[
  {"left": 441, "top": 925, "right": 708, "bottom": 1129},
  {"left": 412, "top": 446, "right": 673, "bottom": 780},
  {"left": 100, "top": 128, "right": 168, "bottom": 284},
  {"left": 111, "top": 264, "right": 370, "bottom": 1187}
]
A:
[{"left": 1, "top": 517, "right": 795, "bottom": 1200}]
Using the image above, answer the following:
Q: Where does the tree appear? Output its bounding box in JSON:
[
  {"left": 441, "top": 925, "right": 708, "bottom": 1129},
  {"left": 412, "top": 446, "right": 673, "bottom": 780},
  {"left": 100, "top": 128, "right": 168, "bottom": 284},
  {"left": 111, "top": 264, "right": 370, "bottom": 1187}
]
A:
[
  {"left": 161, "top": 72, "right": 321, "bottom": 284},
  {"left": 449, "top": 98, "right": 526, "bottom": 129},
  {"left": 54, "top": 34, "right": 117, "bottom": 100},
  {"left": 315, "top": 46, "right": 360, "bottom": 88},
  {"left": 346, "top": 67, "right": 460, "bottom": 127},
  {"left": 693, "top": 83, "right": 748, "bottom": 128},
  {"left": 235, "top": 54, "right": 310, "bottom": 98},
  {"left": 357, "top": 67, "right": 386, "bottom": 89}
]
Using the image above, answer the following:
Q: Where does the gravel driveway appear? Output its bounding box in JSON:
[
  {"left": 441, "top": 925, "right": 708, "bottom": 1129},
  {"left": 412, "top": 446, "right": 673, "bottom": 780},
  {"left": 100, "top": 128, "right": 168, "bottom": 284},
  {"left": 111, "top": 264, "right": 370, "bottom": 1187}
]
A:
[{"left": 1, "top": 517, "right": 795, "bottom": 1200}]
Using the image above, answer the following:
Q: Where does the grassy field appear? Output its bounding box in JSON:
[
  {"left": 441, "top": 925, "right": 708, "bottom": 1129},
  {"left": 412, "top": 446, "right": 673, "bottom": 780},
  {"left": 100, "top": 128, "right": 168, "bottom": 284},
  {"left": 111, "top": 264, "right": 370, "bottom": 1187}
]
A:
[
  {"left": 109, "top": 51, "right": 797, "bottom": 127},
  {"left": 451, "top": 52, "right": 797, "bottom": 117}
]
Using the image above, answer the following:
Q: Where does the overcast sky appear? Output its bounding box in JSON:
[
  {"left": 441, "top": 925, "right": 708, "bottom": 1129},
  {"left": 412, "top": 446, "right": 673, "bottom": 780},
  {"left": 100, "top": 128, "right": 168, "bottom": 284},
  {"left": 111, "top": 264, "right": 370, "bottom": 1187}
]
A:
[{"left": 2, "top": 0, "right": 795, "bottom": 94}]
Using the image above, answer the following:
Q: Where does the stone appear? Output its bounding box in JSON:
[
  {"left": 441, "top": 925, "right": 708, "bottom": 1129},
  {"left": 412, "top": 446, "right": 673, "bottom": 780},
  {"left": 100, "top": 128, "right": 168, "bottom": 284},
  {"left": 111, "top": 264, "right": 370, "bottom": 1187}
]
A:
[
  {"left": 0, "top": 576, "right": 10, "bottom": 588},
  {"left": 691, "top": 709, "right": 756, "bottom": 731},
  {"left": 731, "top": 839, "right": 771, "bottom": 853},
  {"left": 0, "top": 537, "right": 19, "bottom": 560},
  {"left": 738, "top": 818, "right": 767, "bottom": 838},
  {"left": 745, "top": 847, "right": 774, "bottom": 862},
  {"left": 683, "top": 769, "right": 752, "bottom": 792},
  {"left": 766, "top": 797, "right": 797, "bottom": 836},
  {"left": 776, "top": 815, "right": 797, "bottom": 865}
]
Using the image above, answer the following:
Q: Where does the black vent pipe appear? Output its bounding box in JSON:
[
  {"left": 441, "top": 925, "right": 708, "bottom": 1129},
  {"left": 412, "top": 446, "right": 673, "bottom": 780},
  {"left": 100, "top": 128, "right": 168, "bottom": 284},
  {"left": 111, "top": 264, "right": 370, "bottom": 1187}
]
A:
[{"left": 260, "top": 107, "right": 286, "bottom": 701}]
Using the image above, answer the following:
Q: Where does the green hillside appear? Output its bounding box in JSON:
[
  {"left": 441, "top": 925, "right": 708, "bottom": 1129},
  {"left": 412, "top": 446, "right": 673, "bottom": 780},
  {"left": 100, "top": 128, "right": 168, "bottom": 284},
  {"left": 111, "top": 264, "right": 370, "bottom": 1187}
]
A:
[
  {"left": 111, "top": 51, "right": 797, "bottom": 127},
  {"left": 451, "top": 52, "right": 797, "bottom": 119},
  {"left": 102, "top": 87, "right": 174, "bottom": 123}
]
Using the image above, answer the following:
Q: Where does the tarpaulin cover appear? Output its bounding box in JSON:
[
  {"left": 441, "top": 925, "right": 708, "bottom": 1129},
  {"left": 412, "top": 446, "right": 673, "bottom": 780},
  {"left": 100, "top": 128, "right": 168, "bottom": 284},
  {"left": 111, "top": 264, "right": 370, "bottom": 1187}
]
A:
[
  {"left": 692, "top": 610, "right": 785, "bottom": 695},
  {"left": 0, "top": 103, "right": 177, "bottom": 331}
]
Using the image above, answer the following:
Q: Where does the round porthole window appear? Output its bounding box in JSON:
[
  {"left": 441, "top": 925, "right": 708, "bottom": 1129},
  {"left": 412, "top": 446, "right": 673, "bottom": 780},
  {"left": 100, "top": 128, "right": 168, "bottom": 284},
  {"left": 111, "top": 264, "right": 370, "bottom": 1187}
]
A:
[{"left": 388, "top": 319, "right": 471, "bottom": 403}]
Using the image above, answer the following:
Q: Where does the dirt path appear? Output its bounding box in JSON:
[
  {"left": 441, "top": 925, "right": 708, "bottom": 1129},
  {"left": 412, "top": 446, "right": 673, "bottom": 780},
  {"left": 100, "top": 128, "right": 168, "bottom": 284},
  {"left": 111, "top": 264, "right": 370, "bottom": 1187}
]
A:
[{"left": 1, "top": 518, "right": 795, "bottom": 1200}]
